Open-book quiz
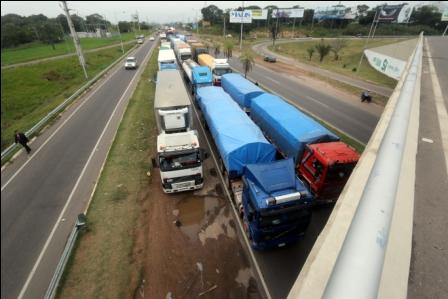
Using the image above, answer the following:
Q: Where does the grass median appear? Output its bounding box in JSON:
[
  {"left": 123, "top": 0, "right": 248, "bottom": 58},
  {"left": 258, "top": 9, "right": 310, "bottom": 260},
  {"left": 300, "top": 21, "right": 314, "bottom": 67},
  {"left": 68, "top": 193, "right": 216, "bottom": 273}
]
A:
[
  {"left": 56, "top": 47, "right": 159, "bottom": 299},
  {"left": 1, "top": 43, "right": 135, "bottom": 151},
  {"left": 268, "top": 38, "right": 403, "bottom": 88},
  {"left": 1, "top": 32, "right": 145, "bottom": 66}
]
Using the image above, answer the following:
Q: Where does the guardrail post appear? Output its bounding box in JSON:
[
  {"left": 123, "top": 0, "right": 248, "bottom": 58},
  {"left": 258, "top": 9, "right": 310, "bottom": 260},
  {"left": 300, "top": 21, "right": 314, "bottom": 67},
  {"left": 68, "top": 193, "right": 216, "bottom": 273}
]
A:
[{"left": 44, "top": 214, "right": 87, "bottom": 299}]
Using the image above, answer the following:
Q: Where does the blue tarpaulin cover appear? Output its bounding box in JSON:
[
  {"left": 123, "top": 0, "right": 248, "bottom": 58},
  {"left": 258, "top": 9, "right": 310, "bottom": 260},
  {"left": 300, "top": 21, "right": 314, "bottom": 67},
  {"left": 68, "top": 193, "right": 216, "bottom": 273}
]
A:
[
  {"left": 221, "top": 73, "right": 264, "bottom": 109},
  {"left": 192, "top": 66, "right": 212, "bottom": 85},
  {"left": 196, "top": 87, "right": 276, "bottom": 177},
  {"left": 244, "top": 159, "right": 311, "bottom": 209},
  {"left": 251, "top": 93, "right": 339, "bottom": 162},
  {"left": 160, "top": 63, "right": 177, "bottom": 70}
]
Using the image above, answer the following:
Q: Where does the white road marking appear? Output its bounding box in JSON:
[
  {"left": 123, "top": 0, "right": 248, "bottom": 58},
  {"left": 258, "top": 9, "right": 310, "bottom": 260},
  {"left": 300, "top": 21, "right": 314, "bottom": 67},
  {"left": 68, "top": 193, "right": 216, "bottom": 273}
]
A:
[
  {"left": 16, "top": 42, "right": 155, "bottom": 299},
  {"left": 305, "top": 95, "right": 331, "bottom": 109},
  {"left": 265, "top": 76, "right": 281, "bottom": 85},
  {"left": 189, "top": 91, "right": 272, "bottom": 299},
  {"left": 425, "top": 38, "right": 448, "bottom": 173},
  {"left": 1, "top": 54, "right": 128, "bottom": 192},
  {"left": 421, "top": 138, "right": 434, "bottom": 144}
]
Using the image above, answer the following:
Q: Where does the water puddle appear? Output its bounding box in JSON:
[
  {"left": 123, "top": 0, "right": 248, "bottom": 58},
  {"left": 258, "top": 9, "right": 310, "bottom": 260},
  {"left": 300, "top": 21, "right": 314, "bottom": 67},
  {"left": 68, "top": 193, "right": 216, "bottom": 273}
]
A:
[
  {"left": 235, "top": 267, "right": 252, "bottom": 289},
  {"left": 176, "top": 196, "right": 219, "bottom": 241},
  {"left": 198, "top": 207, "right": 236, "bottom": 245}
]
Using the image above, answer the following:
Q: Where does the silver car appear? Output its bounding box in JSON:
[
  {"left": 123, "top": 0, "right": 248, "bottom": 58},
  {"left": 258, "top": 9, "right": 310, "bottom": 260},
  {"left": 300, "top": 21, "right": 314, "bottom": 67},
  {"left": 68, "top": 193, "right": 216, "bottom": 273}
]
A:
[{"left": 124, "top": 57, "right": 137, "bottom": 69}]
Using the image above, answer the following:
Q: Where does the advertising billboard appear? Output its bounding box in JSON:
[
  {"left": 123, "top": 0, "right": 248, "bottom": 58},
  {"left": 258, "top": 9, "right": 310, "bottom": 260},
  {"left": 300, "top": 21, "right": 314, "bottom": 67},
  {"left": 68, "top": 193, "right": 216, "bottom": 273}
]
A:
[
  {"left": 441, "top": 8, "right": 448, "bottom": 21},
  {"left": 229, "top": 10, "right": 252, "bottom": 23},
  {"left": 272, "top": 8, "right": 305, "bottom": 19},
  {"left": 251, "top": 9, "right": 268, "bottom": 20},
  {"left": 314, "top": 6, "right": 353, "bottom": 20},
  {"left": 377, "top": 4, "right": 412, "bottom": 23}
]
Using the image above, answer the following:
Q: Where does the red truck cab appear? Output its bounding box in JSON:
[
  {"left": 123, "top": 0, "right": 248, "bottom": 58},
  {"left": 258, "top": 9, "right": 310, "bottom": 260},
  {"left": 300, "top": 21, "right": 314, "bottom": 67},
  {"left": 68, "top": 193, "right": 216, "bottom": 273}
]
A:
[{"left": 299, "top": 141, "right": 360, "bottom": 202}]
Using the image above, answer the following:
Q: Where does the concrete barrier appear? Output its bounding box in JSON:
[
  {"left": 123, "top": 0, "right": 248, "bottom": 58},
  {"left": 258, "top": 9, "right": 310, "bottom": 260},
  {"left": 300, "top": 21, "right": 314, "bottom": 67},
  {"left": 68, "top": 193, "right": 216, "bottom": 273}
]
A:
[{"left": 288, "top": 33, "right": 423, "bottom": 299}]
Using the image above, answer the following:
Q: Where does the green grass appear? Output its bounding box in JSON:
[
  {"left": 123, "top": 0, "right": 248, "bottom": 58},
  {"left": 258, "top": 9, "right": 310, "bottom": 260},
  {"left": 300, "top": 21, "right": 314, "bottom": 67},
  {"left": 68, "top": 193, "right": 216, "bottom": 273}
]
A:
[
  {"left": 1, "top": 43, "right": 134, "bottom": 151},
  {"left": 1, "top": 32, "right": 146, "bottom": 66},
  {"left": 268, "top": 38, "right": 403, "bottom": 88},
  {"left": 57, "top": 47, "right": 159, "bottom": 299}
]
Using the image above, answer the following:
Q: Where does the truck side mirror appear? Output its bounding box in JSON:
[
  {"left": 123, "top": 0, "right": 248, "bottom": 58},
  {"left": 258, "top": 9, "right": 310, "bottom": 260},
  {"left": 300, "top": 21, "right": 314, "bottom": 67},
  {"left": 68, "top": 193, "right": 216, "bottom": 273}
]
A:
[
  {"left": 151, "top": 157, "right": 159, "bottom": 168},
  {"left": 248, "top": 211, "right": 254, "bottom": 222},
  {"left": 200, "top": 149, "right": 209, "bottom": 160}
]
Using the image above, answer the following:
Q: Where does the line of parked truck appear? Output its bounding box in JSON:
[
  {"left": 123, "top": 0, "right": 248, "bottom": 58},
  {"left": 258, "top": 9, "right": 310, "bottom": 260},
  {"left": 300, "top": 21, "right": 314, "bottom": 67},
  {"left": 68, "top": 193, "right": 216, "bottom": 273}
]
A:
[{"left": 152, "top": 31, "right": 360, "bottom": 250}]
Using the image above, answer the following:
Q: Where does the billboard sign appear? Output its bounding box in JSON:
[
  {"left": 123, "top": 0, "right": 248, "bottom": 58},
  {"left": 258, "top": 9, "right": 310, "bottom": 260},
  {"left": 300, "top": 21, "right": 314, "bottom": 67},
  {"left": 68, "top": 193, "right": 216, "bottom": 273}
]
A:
[
  {"left": 314, "top": 6, "right": 351, "bottom": 20},
  {"left": 251, "top": 9, "right": 268, "bottom": 20},
  {"left": 441, "top": 8, "right": 448, "bottom": 21},
  {"left": 365, "top": 49, "right": 406, "bottom": 80},
  {"left": 397, "top": 4, "right": 413, "bottom": 23},
  {"left": 272, "top": 8, "right": 305, "bottom": 19},
  {"left": 230, "top": 10, "right": 252, "bottom": 23},
  {"left": 377, "top": 4, "right": 408, "bottom": 22}
]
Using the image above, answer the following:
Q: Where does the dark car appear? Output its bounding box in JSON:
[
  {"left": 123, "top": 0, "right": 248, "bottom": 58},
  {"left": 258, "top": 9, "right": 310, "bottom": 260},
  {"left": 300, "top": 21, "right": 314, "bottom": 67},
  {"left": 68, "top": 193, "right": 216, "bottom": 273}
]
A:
[{"left": 264, "top": 55, "right": 277, "bottom": 63}]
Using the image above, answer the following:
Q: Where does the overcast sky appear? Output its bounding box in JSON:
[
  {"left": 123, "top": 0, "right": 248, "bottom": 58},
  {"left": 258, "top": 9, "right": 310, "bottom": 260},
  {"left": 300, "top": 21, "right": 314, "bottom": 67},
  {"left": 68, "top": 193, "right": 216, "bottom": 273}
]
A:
[{"left": 1, "top": 1, "right": 439, "bottom": 23}]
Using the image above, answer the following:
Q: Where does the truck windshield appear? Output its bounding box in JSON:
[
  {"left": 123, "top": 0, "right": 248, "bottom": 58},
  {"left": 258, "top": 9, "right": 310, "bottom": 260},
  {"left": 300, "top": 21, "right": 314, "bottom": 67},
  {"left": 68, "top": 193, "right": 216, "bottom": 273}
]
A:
[
  {"left": 159, "top": 151, "right": 201, "bottom": 171},
  {"left": 326, "top": 163, "right": 356, "bottom": 183},
  {"left": 181, "top": 54, "right": 192, "bottom": 61},
  {"left": 257, "top": 204, "right": 309, "bottom": 228},
  {"left": 161, "top": 60, "right": 175, "bottom": 64},
  {"left": 214, "top": 68, "right": 232, "bottom": 76}
]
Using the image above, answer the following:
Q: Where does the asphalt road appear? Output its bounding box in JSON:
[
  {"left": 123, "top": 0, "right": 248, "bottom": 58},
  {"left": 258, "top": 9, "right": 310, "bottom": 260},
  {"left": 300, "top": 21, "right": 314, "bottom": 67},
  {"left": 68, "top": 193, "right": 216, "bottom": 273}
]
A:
[
  {"left": 229, "top": 57, "right": 381, "bottom": 144},
  {"left": 252, "top": 39, "right": 394, "bottom": 97},
  {"left": 408, "top": 36, "right": 448, "bottom": 299},
  {"left": 1, "top": 39, "right": 156, "bottom": 299}
]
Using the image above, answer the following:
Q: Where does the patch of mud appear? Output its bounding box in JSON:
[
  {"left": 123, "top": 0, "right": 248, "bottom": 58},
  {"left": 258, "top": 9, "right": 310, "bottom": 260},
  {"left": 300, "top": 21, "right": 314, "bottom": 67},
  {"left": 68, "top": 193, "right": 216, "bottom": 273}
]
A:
[
  {"left": 199, "top": 206, "right": 236, "bottom": 245},
  {"left": 176, "top": 196, "right": 220, "bottom": 242},
  {"left": 235, "top": 267, "right": 253, "bottom": 289}
]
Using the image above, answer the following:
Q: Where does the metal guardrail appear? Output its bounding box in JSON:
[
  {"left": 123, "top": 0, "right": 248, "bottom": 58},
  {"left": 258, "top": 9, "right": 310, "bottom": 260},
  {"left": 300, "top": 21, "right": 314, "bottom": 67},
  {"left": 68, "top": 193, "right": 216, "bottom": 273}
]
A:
[
  {"left": 1, "top": 44, "right": 137, "bottom": 162},
  {"left": 44, "top": 214, "right": 86, "bottom": 299},
  {"left": 321, "top": 32, "right": 423, "bottom": 299}
]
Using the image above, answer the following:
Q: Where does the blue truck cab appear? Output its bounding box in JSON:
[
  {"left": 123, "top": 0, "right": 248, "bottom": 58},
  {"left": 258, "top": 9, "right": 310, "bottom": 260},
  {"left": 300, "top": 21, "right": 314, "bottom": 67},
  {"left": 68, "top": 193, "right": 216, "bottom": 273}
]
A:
[
  {"left": 242, "top": 159, "right": 313, "bottom": 250},
  {"left": 192, "top": 66, "right": 213, "bottom": 94}
]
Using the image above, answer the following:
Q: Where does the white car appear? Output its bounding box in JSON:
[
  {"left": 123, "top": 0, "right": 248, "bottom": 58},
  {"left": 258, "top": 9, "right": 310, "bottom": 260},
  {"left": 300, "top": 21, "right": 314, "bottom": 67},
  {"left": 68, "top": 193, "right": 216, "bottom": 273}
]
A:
[
  {"left": 137, "top": 38, "right": 144, "bottom": 44},
  {"left": 149, "top": 36, "right": 155, "bottom": 41},
  {"left": 124, "top": 57, "right": 137, "bottom": 70}
]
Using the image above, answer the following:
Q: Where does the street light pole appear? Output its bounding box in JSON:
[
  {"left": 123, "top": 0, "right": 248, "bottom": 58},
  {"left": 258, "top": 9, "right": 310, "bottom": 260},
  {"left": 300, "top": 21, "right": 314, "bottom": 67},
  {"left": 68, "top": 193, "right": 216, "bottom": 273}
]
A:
[
  {"left": 61, "top": 1, "right": 88, "bottom": 80},
  {"left": 240, "top": 1, "right": 244, "bottom": 50},
  {"left": 114, "top": 13, "right": 124, "bottom": 54}
]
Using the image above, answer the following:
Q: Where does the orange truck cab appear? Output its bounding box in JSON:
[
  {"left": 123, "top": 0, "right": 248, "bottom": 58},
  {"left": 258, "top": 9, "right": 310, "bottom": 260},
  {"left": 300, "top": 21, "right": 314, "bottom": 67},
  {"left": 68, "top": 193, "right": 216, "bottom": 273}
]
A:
[{"left": 299, "top": 142, "right": 360, "bottom": 201}]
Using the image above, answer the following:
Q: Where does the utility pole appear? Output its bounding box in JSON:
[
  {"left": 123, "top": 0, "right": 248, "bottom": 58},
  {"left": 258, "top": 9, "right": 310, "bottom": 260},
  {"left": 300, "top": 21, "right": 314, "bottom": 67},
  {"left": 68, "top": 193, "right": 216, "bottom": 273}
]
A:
[
  {"left": 240, "top": 1, "right": 244, "bottom": 50},
  {"left": 223, "top": 14, "right": 226, "bottom": 38},
  {"left": 136, "top": 11, "right": 141, "bottom": 32},
  {"left": 443, "top": 24, "right": 448, "bottom": 36},
  {"left": 292, "top": 17, "right": 296, "bottom": 39},
  {"left": 61, "top": 1, "right": 88, "bottom": 80},
  {"left": 114, "top": 13, "right": 124, "bottom": 54},
  {"left": 357, "top": 7, "right": 379, "bottom": 73},
  {"left": 273, "top": 10, "right": 280, "bottom": 47}
]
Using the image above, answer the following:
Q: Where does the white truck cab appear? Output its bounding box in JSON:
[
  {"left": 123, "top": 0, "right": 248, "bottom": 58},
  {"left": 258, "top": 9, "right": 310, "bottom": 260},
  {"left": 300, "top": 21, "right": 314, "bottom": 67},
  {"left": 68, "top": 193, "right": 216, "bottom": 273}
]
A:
[{"left": 156, "top": 131, "right": 207, "bottom": 193}]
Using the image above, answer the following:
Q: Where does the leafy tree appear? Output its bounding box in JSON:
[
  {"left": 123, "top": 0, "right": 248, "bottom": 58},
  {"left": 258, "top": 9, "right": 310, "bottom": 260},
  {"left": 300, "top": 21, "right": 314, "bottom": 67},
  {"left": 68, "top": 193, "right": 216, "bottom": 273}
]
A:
[
  {"left": 86, "top": 13, "right": 109, "bottom": 30},
  {"left": 239, "top": 51, "right": 255, "bottom": 78},
  {"left": 213, "top": 42, "right": 221, "bottom": 57},
  {"left": 330, "top": 38, "right": 348, "bottom": 60},
  {"left": 303, "top": 9, "right": 314, "bottom": 25},
  {"left": 315, "top": 41, "right": 332, "bottom": 62},
  {"left": 307, "top": 47, "right": 315, "bottom": 60},
  {"left": 223, "top": 40, "right": 234, "bottom": 58},
  {"left": 358, "top": 10, "right": 376, "bottom": 25},
  {"left": 56, "top": 14, "right": 69, "bottom": 34},
  {"left": 118, "top": 21, "right": 132, "bottom": 33},
  {"left": 410, "top": 5, "right": 443, "bottom": 30},
  {"left": 201, "top": 5, "right": 224, "bottom": 25},
  {"left": 357, "top": 5, "right": 370, "bottom": 17},
  {"left": 40, "top": 19, "right": 62, "bottom": 49}
]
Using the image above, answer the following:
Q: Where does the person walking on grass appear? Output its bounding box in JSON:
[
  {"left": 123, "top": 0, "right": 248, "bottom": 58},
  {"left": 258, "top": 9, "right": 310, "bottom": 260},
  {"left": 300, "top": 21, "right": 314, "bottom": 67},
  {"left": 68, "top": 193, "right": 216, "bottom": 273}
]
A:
[{"left": 14, "top": 130, "right": 31, "bottom": 154}]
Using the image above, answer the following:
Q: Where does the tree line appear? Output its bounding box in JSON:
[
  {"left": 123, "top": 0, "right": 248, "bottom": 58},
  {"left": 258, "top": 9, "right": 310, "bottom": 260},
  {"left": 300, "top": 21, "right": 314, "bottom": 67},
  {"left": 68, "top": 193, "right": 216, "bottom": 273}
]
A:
[
  {"left": 198, "top": 4, "right": 446, "bottom": 35},
  {"left": 1, "top": 13, "right": 151, "bottom": 49}
]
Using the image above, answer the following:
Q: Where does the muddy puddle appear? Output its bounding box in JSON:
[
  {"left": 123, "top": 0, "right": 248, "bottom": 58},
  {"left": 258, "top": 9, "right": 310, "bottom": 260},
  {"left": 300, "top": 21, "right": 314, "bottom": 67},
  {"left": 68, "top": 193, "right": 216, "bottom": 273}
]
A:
[{"left": 174, "top": 189, "right": 237, "bottom": 245}]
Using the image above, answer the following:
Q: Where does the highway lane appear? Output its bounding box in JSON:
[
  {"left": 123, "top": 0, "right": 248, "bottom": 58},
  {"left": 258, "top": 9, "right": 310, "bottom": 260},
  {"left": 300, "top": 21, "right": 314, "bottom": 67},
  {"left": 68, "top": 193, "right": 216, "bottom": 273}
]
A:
[
  {"left": 409, "top": 36, "right": 448, "bottom": 299},
  {"left": 1, "top": 39, "right": 156, "bottom": 299},
  {"left": 229, "top": 57, "right": 381, "bottom": 144}
]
